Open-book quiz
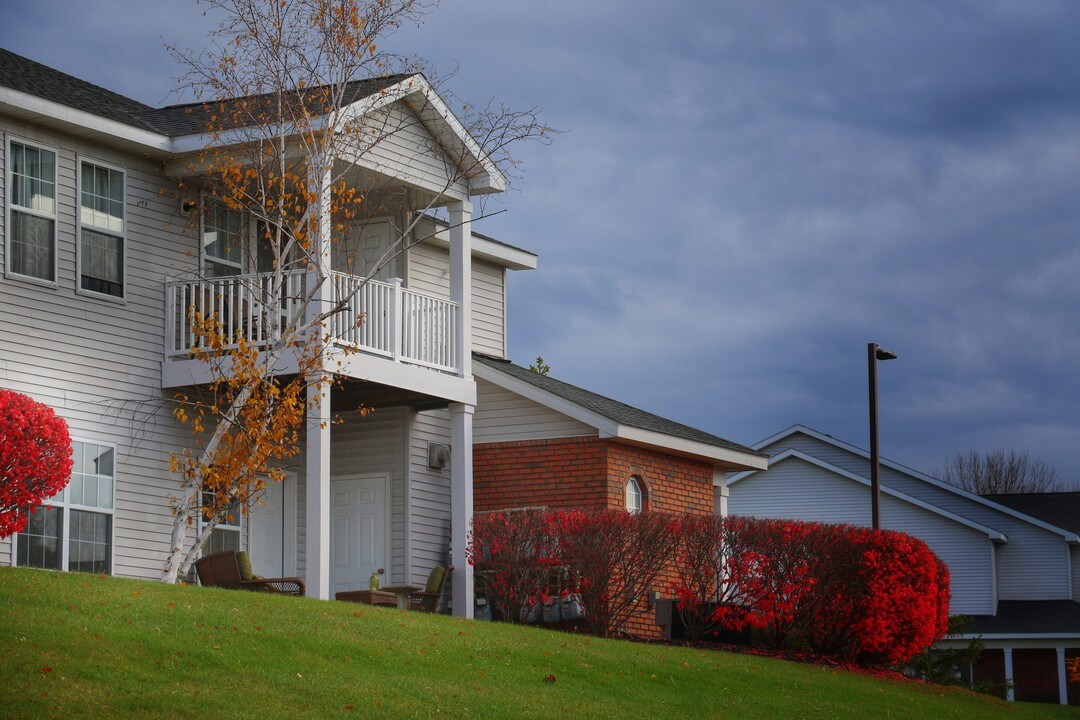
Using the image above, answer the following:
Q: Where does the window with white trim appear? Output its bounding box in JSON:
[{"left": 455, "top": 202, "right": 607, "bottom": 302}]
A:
[
  {"left": 201, "top": 487, "right": 242, "bottom": 554},
  {"left": 15, "top": 441, "right": 115, "bottom": 574},
  {"left": 202, "top": 200, "right": 246, "bottom": 277},
  {"left": 7, "top": 140, "right": 57, "bottom": 282},
  {"left": 79, "top": 160, "right": 126, "bottom": 298},
  {"left": 626, "top": 476, "right": 643, "bottom": 514}
]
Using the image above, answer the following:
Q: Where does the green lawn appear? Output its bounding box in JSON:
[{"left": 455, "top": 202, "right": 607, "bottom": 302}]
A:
[{"left": 0, "top": 567, "right": 1071, "bottom": 719}]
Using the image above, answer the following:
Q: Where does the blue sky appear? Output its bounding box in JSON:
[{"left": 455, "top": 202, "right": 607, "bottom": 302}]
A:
[{"left": 3, "top": 1, "right": 1078, "bottom": 484}]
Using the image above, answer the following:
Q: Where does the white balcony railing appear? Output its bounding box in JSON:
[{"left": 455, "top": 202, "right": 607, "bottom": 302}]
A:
[
  {"left": 332, "top": 272, "right": 458, "bottom": 373},
  {"left": 166, "top": 271, "right": 459, "bottom": 374}
]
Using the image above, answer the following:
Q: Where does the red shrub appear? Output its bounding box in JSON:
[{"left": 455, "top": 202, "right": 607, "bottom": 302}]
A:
[
  {"left": 559, "top": 509, "right": 676, "bottom": 637},
  {"left": 469, "top": 509, "right": 568, "bottom": 624},
  {"left": 0, "top": 389, "right": 73, "bottom": 538},
  {"left": 673, "top": 516, "right": 950, "bottom": 665},
  {"left": 469, "top": 509, "right": 677, "bottom": 636}
]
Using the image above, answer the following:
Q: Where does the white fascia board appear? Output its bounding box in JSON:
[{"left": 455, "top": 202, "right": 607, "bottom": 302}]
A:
[
  {"left": 473, "top": 363, "right": 766, "bottom": 469},
  {"left": 951, "top": 633, "right": 1080, "bottom": 641},
  {"left": 418, "top": 218, "right": 537, "bottom": 270},
  {"left": 0, "top": 88, "right": 172, "bottom": 154},
  {"left": 614, "top": 425, "right": 768, "bottom": 470},
  {"left": 473, "top": 362, "right": 620, "bottom": 436},
  {"left": 755, "top": 424, "right": 1080, "bottom": 543},
  {"left": 733, "top": 449, "right": 1009, "bottom": 541}
]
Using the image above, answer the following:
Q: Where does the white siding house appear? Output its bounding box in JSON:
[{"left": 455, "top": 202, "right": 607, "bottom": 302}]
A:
[
  {"left": 727, "top": 425, "right": 1080, "bottom": 704},
  {"left": 0, "top": 48, "right": 537, "bottom": 616}
]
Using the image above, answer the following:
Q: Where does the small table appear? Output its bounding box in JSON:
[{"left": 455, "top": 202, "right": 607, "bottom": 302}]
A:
[
  {"left": 379, "top": 584, "right": 424, "bottom": 610},
  {"left": 335, "top": 589, "right": 397, "bottom": 607}
]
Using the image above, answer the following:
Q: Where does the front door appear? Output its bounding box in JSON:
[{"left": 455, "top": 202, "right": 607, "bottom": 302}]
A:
[
  {"left": 330, "top": 473, "right": 389, "bottom": 594},
  {"left": 337, "top": 221, "right": 395, "bottom": 280},
  {"left": 248, "top": 472, "right": 296, "bottom": 577},
  {"left": 249, "top": 479, "right": 285, "bottom": 577}
]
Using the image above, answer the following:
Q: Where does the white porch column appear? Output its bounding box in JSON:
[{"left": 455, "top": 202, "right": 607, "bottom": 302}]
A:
[
  {"left": 450, "top": 402, "right": 475, "bottom": 618},
  {"left": 448, "top": 201, "right": 472, "bottom": 378},
  {"left": 1058, "top": 647, "right": 1069, "bottom": 705},
  {"left": 1004, "top": 647, "right": 1015, "bottom": 702},
  {"left": 304, "top": 163, "right": 334, "bottom": 600}
]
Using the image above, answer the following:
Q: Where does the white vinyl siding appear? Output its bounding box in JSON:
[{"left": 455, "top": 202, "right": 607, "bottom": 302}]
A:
[
  {"left": 1072, "top": 546, "right": 1079, "bottom": 601},
  {"left": 407, "top": 408, "right": 452, "bottom": 586},
  {"left": 407, "top": 238, "right": 508, "bottom": 357},
  {"left": 474, "top": 378, "right": 597, "bottom": 443},
  {"left": 0, "top": 117, "right": 198, "bottom": 579},
  {"left": 728, "top": 456, "right": 996, "bottom": 615},
  {"left": 355, "top": 103, "right": 469, "bottom": 200}
]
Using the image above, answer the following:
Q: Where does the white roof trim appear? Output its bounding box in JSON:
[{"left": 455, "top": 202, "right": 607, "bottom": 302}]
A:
[
  {"left": 0, "top": 87, "right": 172, "bottom": 154},
  {"left": 730, "top": 449, "right": 1009, "bottom": 541},
  {"left": 474, "top": 363, "right": 767, "bottom": 469},
  {"left": 953, "top": 633, "right": 1080, "bottom": 640},
  {"left": 755, "top": 425, "right": 1080, "bottom": 543}
]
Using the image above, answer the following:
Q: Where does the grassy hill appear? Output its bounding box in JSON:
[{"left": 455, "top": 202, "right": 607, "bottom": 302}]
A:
[{"left": 0, "top": 567, "right": 1071, "bottom": 719}]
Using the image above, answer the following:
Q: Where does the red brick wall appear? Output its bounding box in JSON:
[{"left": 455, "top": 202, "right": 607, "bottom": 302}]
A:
[
  {"left": 473, "top": 436, "right": 717, "bottom": 638},
  {"left": 473, "top": 437, "right": 607, "bottom": 512}
]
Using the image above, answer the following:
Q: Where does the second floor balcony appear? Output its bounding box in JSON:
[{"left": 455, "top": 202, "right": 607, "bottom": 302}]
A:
[{"left": 163, "top": 270, "right": 465, "bottom": 398}]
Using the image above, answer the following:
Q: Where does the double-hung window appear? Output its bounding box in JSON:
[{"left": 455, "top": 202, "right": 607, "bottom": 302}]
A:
[
  {"left": 7, "top": 140, "right": 57, "bottom": 283},
  {"left": 15, "top": 440, "right": 116, "bottom": 574},
  {"left": 201, "top": 486, "right": 242, "bottom": 554},
  {"left": 202, "top": 201, "right": 246, "bottom": 277},
  {"left": 79, "top": 161, "right": 126, "bottom": 298},
  {"left": 79, "top": 160, "right": 125, "bottom": 297}
]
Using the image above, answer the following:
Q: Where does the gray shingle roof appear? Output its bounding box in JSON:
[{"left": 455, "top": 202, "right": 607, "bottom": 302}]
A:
[
  {"left": 983, "top": 492, "right": 1080, "bottom": 535},
  {"left": 0, "top": 47, "right": 159, "bottom": 131},
  {"left": 137, "top": 74, "right": 413, "bottom": 136},
  {"left": 970, "top": 600, "right": 1080, "bottom": 635},
  {"left": 0, "top": 47, "right": 412, "bottom": 138},
  {"left": 473, "top": 353, "right": 763, "bottom": 459}
]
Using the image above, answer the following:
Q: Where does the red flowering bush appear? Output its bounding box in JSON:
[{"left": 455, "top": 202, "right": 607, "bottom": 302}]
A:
[
  {"left": 469, "top": 509, "right": 568, "bottom": 624},
  {"left": 470, "top": 508, "right": 677, "bottom": 636},
  {"left": 558, "top": 509, "right": 676, "bottom": 637},
  {"left": 673, "top": 516, "right": 951, "bottom": 665},
  {"left": 0, "top": 389, "right": 73, "bottom": 538}
]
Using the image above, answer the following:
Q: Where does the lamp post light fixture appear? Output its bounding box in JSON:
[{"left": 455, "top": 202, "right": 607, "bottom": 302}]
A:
[{"left": 868, "top": 342, "right": 897, "bottom": 530}]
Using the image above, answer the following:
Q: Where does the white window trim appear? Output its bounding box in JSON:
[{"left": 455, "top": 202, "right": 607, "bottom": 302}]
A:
[
  {"left": 199, "top": 193, "right": 253, "bottom": 276},
  {"left": 198, "top": 486, "right": 244, "bottom": 555},
  {"left": 76, "top": 156, "right": 127, "bottom": 303},
  {"left": 10, "top": 437, "right": 118, "bottom": 575},
  {"left": 5, "top": 136, "right": 59, "bottom": 288},
  {"left": 626, "top": 476, "right": 643, "bottom": 514}
]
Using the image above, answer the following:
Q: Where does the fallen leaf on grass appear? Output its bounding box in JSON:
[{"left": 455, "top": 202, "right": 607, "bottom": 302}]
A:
[{"left": 542, "top": 674, "right": 556, "bottom": 684}]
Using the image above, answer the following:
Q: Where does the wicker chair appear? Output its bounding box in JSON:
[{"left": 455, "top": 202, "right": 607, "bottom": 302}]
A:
[
  {"left": 195, "top": 550, "right": 306, "bottom": 597},
  {"left": 408, "top": 565, "right": 451, "bottom": 613}
]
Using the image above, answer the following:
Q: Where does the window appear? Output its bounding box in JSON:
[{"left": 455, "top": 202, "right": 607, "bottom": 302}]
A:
[
  {"left": 7, "top": 140, "right": 57, "bottom": 282},
  {"left": 79, "top": 161, "right": 125, "bottom": 298},
  {"left": 626, "top": 476, "right": 643, "bottom": 514},
  {"left": 15, "top": 441, "right": 115, "bottom": 574},
  {"left": 201, "top": 487, "right": 241, "bottom": 554},
  {"left": 202, "top": 200, "right": 247, "bottom": 277}
]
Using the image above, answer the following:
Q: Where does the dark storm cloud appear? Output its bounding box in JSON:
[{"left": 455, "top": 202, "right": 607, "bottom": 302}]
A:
[{"left": 2, "top": 0, "right": 1078, "bottom": 482}]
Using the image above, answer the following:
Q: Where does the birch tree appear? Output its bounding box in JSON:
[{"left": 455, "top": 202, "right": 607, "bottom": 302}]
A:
[{"left": 161, "top": 0, "right": 550, "bottom": 582}]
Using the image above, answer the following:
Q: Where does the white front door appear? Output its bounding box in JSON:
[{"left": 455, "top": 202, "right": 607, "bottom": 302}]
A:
[
  {"left": 249, "top": 480, "right": 285, "bottom": 577},
  {"left": 248, "top": 472, "right": 296, "bottom": 577},
  {"left": 330, "top": 473, "right": 389, "bottom": 594},
  {"left": 337, "top": 221, "right": 395, "bottom": 280}
]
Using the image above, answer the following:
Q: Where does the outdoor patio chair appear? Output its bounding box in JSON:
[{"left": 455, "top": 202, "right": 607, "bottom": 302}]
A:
[
  {"left": 195, "top": 550, "right": 306, "bottom": 597},
  {"left": 408, "top": 565, "right": 451, "bottom": 613}
]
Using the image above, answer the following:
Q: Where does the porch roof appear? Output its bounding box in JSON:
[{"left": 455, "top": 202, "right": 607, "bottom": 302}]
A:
[{"left": 969, "top": 600, "right": 1080, "bottom": 637}]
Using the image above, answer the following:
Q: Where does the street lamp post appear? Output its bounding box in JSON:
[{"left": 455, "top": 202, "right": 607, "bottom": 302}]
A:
[{"left": 868, "top": 342, "right": 897, "bottom": 531}]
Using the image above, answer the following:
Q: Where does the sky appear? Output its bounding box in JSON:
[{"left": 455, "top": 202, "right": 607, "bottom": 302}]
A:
[{"left": 2, "top": 1, "right": 1079, "bottom": 485}]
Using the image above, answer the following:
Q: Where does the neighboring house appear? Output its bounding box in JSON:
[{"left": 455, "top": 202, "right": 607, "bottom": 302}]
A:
[
  {"left": 0, "top": 47, "right": 540, "bottom": 616},
  {"left": 727, "top": 425, "right": 1080, "bottom": 705},
  {"left": 471, "top": 353, "right": 767, "bottom": 636}
]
